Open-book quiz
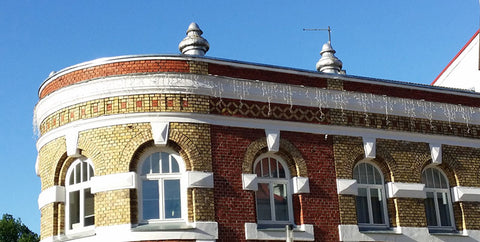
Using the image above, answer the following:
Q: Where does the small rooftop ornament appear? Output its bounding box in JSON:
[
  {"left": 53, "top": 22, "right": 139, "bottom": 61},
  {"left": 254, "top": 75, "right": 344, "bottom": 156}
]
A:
[
  {"left": 179, "top": 22, "right": 210, "bottom": 56},
  {"left": 304, "top": 26, "right": 345, "bottom": 74}
]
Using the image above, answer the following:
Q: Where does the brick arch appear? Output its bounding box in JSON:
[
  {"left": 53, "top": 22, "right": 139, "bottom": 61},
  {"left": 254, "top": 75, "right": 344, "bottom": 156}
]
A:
[
  {"left": 125, "top": 127, "right": 202, "bottom": 172},
  {"left": 352, "top": 156, "right": 393, "bottom": 183},
  {"left": 419, "top": 160, "right": 458, "bottom": 188},
  {"left": 242, "top": 137, "right": 308, "bottom": 177}
]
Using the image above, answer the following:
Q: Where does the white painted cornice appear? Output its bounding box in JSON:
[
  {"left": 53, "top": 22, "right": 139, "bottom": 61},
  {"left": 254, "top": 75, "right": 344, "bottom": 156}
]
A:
[
  {"left": 36, "top": 112, "right": 480, "bottom": 152},
  {"left": 34, "top": 73, "right": 480, "bottom": 132}
]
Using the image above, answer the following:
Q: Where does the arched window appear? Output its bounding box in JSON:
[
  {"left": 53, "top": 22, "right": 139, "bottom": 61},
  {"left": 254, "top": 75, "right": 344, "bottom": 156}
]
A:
[
  {"left": 353, "top": 162, "right": 388, "bottom": 228},
  {"left": 422, "top": 167, "right": 454, "bottom": 230},
  {"left": 65, "top": 158, "right": 94, "bottom": 232},
  {"left": 254, "top": 154, "right": 293, "bottom": 225},
  {"left": 138, "top": 149, "right": 186, "bottom": 222}
]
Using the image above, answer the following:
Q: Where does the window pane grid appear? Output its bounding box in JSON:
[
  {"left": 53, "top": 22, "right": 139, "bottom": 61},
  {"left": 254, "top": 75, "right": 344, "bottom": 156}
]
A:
[
  {"left": 354, "top": 163, "right": 387, "bottom": 227},
  {"left": 66, "top": 159, "right": 94, "bottom": 231},
  {"left": 422, "top": 168, "right": 454, "bottom": 229}
]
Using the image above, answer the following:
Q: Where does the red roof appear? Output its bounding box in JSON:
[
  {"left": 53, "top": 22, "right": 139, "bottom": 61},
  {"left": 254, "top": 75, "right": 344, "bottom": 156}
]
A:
[{"left": 431, "top": 29, "right": 480, "bottom": 85}]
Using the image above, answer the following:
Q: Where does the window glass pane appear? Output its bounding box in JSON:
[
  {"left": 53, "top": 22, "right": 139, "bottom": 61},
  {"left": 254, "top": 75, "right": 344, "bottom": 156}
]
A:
[
  {"left": 161, "top": 152, "right": 170, "bottom": 173},
  {"left": 69, "top": 172, "right": 74, "bottom": 185},
  {"left": 82, "top": 161, "right": 88, "bottom": 182},
  {"left": 353, "top": 166, "right": 359, "bottom": 181},
  {"left": 84, "top": 188, "right": 94, "bottom": 226},
  {"left": 373, "top": 168, "right": 382, "bottom": 185},
  {"left": 255, "top": 162, "right": 262, "bottom": 177},
  {"left": 425, "top": 192, "right": 438, "bottom": 226},
  {"left": 89, "top": 165, "right": 94, "bottom": 180},
  {"left": 256, "top": 183, "right": 272, "bottom": 220},
  {"left": 151, "top": 153, "right": 160, "bottom": 173},
  {"left": 273, "top": 183, "right": 289, "bottom": 221},
  {"left": 439, "top": 172, "right": 448, "bottom": 189},
  {"left": 437, "top": 192, "right": 452, "bottom": 227},
  {"left": 261, "top": 158, "right": 269, "bottom": 177},
  {"left": 270, "top": 158, "right": 278, "bottom": 178},
  {"left": 359, "top": 163, "right": 367, "bottom": 184},
  {"left": 141, "top": 158, "right": 150, "bottom": 175},
  {"left": 370, "top": 188, "right": 385, "bottom": 224},
  {"left": 278, "top": 162, "right": 285, "bottom": 178},
  {"left": 366, "top": 164, "right": 374, "bottom": 184},
  {"left": 171, "top": 156, "right": 179, "bottom": 173},
  {"left": 142, "top": 180, "right": 159, "bottom": 220},
  {"left": 69, "top": 191, "right": 80, "bottom": 229},
  {"left": 75, "top": 163, "right": 81, "bottom": 184},
  {"left": 356, "top": 188, "right": 369, "bottom": 224},
  {"left": 164, "top": 180, "right": 181, "bottom": 219},
  {"left": 434, "top": 169, "right": 442, "bottom": 189}
]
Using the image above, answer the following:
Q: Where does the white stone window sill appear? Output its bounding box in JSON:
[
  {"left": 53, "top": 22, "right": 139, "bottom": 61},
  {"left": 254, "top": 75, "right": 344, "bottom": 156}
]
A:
[
  {"left": 132, "top": 221, "right": 193, "bottom": 231},
  {"left": 429, "top": 228, "right": 468, "bottom": 237},
  {"left": 245, "top": 222, "right": 314, "bottom": 241},
  {"left": 360, "top": 227, "right": 402, "bottom": 235},
  {"left": 62, "top": 227, "right": 96, "bottom": 241}
]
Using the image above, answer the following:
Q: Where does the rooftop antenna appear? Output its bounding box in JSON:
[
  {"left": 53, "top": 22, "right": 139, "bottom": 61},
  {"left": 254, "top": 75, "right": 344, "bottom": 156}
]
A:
[
  {"left": 303, "top": 26, "right": 345, "bottom": 74},
  {"left": 303, "top": 26, "right": 332, "bottom": 43}
]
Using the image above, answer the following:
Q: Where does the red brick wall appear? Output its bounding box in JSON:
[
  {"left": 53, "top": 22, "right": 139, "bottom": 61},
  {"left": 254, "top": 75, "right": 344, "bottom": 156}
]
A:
[
  {"left": 40, "top": 60, "right": 189, "bottom": 98},
  {"left": 211, "top": 126, "right": 339, "bottom": 241}
]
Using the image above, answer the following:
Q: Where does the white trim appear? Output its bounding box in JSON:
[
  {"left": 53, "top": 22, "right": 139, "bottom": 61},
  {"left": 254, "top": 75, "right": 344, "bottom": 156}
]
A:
[
  {"left": 430, "top": 143, "right": 442, "bottom": 164},
  {"left": 39, "top": 221, "right": 218, "bottom": 242},
  {"left": 36, "top": 112, "right": 480, "bottom": 152},
  {"left": 242, "top": 174, "right": 258, "bottom": 191},
  {"left": 186, "top": 171, "right": 214, "bottom": 188},
  {"left": 245, "top": 223, "right": 314, "bottom": 241},
  {"left": 265, "top": 129, "right": 280, "bottom": 152},
  {"left": 336, "top": 179, "right": 358, "bottom": 195},
  {"left": 362, "top": 137, "right": 376, "bottom": 159},
  {"left": 35, "top": 155, "right": 40, "bottom": 176},
  {"left": 90, "top": 172, "right": 137, "bottom": 194},
  {"left": 338, "top": 224, "right": 478, "bottom": 241},
  {"left": 451, "top": 186, "right": 480, "bottom": 202},
  {"left": 34, "top": 72, "right": 480, "bottom": 132},
  {"left": 38, "top": 186, "right": 65, "bottom": 209},
  {"left": 385, "top": 182, "right": 426, "bottom": 199},
  {"left": 66, "top": 129, "right": 80, "bottom": 157},
  {"left": 292, "top": 177, "right": 310, "bottom": 194},
  {"left": 150, "top": 122, "right": 169, "bottom": 146}
]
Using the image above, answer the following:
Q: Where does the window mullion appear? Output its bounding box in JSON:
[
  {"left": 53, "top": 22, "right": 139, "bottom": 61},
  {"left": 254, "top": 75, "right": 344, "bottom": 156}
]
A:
[
  {"left": 159, "top": 179, "right": 164, "bottom": 220},
  {"left": 269, "top": 182, "right": 275, "bottom": 222},
  {"left": 433, "top": 192, "right": 442, "bottom": 227}
]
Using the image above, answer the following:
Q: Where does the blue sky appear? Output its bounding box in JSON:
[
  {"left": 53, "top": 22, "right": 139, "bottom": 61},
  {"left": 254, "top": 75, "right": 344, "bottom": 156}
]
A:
[{"left": 0, "top": 1, "right": 478, "bottom": 234}]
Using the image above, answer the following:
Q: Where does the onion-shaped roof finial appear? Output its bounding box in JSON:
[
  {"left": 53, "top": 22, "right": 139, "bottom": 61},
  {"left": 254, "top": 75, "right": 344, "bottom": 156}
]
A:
[
  {"left": 316, "top": 41, "right": 345, "bottom": 74},
  {"left": 178, "top": 22, "right": 210, "bottom": 56}
]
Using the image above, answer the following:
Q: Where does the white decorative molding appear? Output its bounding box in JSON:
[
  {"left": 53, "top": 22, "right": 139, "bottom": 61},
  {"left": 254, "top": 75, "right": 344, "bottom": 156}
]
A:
[
  {"left": 430, "top": 143, "right": 442, "bottom": 164},
  {"left": 35, "top": 155, "right": 40, "bottom": 176},
  {"left": 65, "top": 129, "right": 80, "bottom": 157},
  {"left": 150, "top": 122, "right": 169, "bottom": 146},
  {"left": 91, "top": 172, "right": 137, "bottom": 194},
  {"left": 186, "top": 171, "right": 214, "bottom": 188},
  {"left": 38, "top": 186, "right": 65, "bottom": 209},
  {"left": 242, "top": 174, "right": 258, "bottom": 191},
  {"left": 245, "top": 223, "right": 314, "bottom": 241},
  {"left": 34, "top": 72, "right": 480, "bottom": 136},
  {"left": 338, "top": 224, "right": 477, "bottom": 241},
  {"left": 36, "top": 112, "right": 480, "bottom": 152},
  {"left": 386, "top": 182, "right": 426, "bottom": 199},
  {"left": 336, "top": 179, "right": 358, "bottom": 195},
  {"left": 362, "top": 137, "right": 376, "bottom": 159},
  {"left": 292, "top": 176, "right": 310, "bottom": 194},
  {"left": 452, "top": 186, "right": 480, "bottom": 202},
  {"left": 265, "top": 129, "right": 280, "bottom": 152},
  {"left": 40, "top": 222, "right": 218, "bottom": 242}
]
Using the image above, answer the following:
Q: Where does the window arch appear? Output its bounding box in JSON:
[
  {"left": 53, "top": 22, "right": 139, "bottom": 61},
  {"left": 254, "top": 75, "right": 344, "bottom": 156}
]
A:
[
  {"left": 254, "top": 154, "right": 293, "bottom": 225},
  {"left": 422, "top": 167, "right": 454, "bottom": 230},
  {"left": 138, "top": 148, "right": 186, "bottom": 223},
  {"left": 65, "top": 157, "right": 94, "bottom": 232},
  {"left": 353, "top": 162, "right": 389, "bottom": 228}
]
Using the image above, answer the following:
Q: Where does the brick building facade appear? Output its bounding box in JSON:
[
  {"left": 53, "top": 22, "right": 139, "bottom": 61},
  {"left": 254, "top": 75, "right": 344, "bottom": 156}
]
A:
[{"left": 35, "top": 23, "right": 480, "bottom": 241}]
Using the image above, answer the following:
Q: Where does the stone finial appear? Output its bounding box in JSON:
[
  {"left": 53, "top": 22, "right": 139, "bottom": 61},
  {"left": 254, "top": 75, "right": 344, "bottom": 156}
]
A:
[
  {"left": 178, "top": 22, "right": 210, "bottom": 56},
  {"left": 316, "top": 41, "right": 345, "bottom": 74}
]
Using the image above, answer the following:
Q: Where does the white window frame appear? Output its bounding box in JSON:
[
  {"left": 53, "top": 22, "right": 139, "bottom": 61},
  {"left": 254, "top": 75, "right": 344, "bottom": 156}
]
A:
[
  {"left": 65, "top": 157, "right": 95, "bottom": 235},
  {"left": 353, "top": 162, "right": 389, "bottom": 229},
  {"left": 254, "top": 154, "right": 294, "bottom": 226},
  {"left": 137, "top": 147, "right": 187, "bottom": 224},
  {"left": 422, "top": 167, "right": 455, "bottom": 231}
]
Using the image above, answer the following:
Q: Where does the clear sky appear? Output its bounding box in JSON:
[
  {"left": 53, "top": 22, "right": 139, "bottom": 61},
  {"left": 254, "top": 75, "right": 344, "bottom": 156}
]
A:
[{"left": 0, "top": 0, "right": 478, "bottom": 234}]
